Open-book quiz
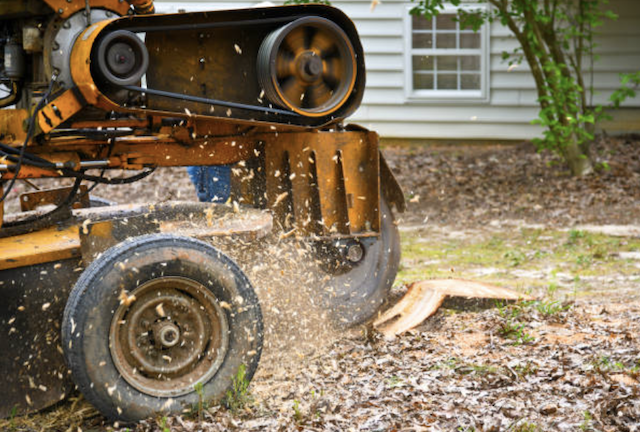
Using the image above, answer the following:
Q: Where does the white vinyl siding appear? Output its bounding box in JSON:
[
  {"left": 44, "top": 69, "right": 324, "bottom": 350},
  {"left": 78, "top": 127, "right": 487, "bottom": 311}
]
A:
[{"left": 156, "top": 0, "right": 640, "bottom": 140}]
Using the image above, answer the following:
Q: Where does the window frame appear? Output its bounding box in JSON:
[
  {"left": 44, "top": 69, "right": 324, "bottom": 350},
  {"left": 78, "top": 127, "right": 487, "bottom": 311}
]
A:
[{"left": 403, "top": 3, "right": 490, "bottom": 102}]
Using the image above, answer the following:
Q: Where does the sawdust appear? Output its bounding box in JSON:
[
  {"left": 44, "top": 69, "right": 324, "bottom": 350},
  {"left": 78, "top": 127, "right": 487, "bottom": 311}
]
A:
[{"left": 210, "top": 235, "right": 342, "bottom": 377}]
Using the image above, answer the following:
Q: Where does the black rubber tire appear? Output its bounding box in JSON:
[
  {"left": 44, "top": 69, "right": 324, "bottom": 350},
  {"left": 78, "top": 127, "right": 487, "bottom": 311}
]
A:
[
  {"left": 323, "top": 198, "right": 400, "bottom": 326},
  {"left": 61, "top": 234, "right": 263, "bottom": 422}
]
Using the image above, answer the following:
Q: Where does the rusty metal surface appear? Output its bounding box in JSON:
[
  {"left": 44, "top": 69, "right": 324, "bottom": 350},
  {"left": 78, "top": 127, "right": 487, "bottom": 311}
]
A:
[
  {"left": 0, "top": 0, "right": 50, "bottom": 18},
  {"left": 19, "top": 186, "right": 90, "bottom": 212},
  {"left": 1, "top": 202, "right": 272, "bottom": 269},
  {"left": 134, "top": 5, "right": 365, "bottom": 126},
  {"left": 263, "top": 130, "right": 380, "bottom": 237},
  {"left": 0, "top": 258, "right": 78, "bottom": 417},
  {"left": 38, "top": 88, "right": 85, "bottom": 134},
  {"left": 110, "top": 276, "right": 228, "bottom": 397},
  {"left": 0, "top": 109, "right": 28, "bottom": 145},
  {"left": 41, "top": 0, "right": 129, "bottom": 19},
  {"left": 380, "top": 153, "right": 406, "bottom": 213}
]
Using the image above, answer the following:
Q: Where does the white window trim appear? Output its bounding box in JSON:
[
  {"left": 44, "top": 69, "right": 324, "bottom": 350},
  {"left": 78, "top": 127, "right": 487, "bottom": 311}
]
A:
[{"left": 403, "top": 3, "right": 490, "bottom": 103}]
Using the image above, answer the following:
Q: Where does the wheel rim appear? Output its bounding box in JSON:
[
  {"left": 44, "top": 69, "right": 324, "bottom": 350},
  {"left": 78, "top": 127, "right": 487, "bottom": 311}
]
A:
[
  {"left": 109, "top": 276, "right": 229, "bottom": 397},
  {"left": 257, "top": 17, "right": 357, "bottom": 117}
]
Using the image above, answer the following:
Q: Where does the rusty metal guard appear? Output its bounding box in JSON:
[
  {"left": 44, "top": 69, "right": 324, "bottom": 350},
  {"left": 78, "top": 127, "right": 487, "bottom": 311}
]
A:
[{"left": 262, "top": 130, "right": 380, "bottom": 237}]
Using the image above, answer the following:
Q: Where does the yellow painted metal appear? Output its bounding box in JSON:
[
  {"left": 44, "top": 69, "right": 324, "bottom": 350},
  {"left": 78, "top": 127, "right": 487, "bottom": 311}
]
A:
[
  {"left": 42, "top": 0, "right": 129, "bottom": 19},
  {"left": 0, "top": 225, "right": 80, "bottom": 271},
  {"left": 263, "top": 130, "right": 380, "bottom": 236},
  {"left": 0, "top": 109, "right": 28, "bottom": 145},
  {"left": 69, "top": 19, "right": 118, "bottom": 110},
  {"left": 38, "top": 89, "right": 85, "bottom": 134}
]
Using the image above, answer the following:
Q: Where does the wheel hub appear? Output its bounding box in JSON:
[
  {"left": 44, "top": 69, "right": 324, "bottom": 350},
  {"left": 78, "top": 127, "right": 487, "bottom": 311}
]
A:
[
  {"left": 154, "top": 321, "right": 181, "bottom": 348},
  {"left": 110, "top": 276, "right": 229, "bottom": 397},
  {"left": 296, "top": 51, "right": 323, "bottom": 82}
]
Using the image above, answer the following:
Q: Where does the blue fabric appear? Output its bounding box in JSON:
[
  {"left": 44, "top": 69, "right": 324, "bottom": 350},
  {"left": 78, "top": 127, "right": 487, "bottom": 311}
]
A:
[{"left": 187, "top": 165, "right": 232, "bottom": 203}]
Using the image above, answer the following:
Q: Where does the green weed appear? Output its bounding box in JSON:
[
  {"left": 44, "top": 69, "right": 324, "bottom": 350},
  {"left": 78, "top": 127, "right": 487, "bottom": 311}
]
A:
[
  {"left": 534, "top": 300, "right": 571, "bottom": 316},
  {"left": 292, "top": 399, "right": 303, "bottom": 422},
  {"left": 159, "top": 416, "right": 170, "bottom": 432},
  {"left": 386, "top": 376, "right": 403, "bottom": 387},
  {"left": 504, "top": 250, "right": 526, "bottom": 267},
  {"left": 499, "top": 321, "right": 535, "bottom": 345},
  {"left": 580, "top": 410, "right": 593, "bottom": 431},
  {"left": 224, "top": 364, "right": 253, "bottom": 413},
  {"left": 194, "top": 381, "right": 206, "bottom": 420},
  {"left": 511, "top": 422, "right": 539, "bottom": 432}
]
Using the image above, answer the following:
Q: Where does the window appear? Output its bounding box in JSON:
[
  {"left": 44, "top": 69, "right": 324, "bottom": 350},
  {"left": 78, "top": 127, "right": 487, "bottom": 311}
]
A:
[{"left": 405, "top": 4, "right": 489, "bottom": 100}]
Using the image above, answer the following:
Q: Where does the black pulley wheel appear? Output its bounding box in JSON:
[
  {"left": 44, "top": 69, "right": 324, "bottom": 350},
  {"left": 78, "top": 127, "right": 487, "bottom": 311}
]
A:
[
  {"left": 93, "top": 30, "right": 149, "bottom": 86},
  {"left": 321, "top": 198, "right": 401, "bottom": 326},
  {"left": 257, "top": 17, "right": 357, "bottom": 117},
  {"left": 62, "top": 234, "right": 263, "bottom": 421}
]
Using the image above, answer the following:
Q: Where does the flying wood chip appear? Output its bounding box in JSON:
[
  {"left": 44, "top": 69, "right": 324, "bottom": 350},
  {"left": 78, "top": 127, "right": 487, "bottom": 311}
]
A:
[{"left": 374, "top": 279, "right": 535, "bottom": 338}]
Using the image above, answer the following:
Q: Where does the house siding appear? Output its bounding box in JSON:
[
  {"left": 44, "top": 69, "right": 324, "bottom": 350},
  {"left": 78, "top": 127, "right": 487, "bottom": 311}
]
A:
[{"left": 154, "top": 0, "right": 640, "bottom": 140}]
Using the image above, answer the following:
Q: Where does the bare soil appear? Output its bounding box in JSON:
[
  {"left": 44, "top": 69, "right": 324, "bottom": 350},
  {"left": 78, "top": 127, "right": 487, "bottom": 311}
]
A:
[{"left": 3, "top": 136, "right": 639, "bottom": 432}]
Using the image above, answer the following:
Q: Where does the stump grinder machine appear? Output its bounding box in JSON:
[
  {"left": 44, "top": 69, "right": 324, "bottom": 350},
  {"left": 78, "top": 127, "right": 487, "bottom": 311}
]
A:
[{"left": 0, "top": 0, "right": 407, "bottom": 422}]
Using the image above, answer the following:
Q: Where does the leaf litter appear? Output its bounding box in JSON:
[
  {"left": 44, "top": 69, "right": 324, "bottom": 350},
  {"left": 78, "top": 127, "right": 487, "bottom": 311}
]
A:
[{"left": 2, "top": 136, "right": 639, "bottom": 431}]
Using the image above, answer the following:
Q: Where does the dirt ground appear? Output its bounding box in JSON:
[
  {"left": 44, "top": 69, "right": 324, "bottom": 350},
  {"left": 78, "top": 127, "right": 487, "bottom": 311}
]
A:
[{"left": 3, "top": 135, "right": 639, "bottom": 432}]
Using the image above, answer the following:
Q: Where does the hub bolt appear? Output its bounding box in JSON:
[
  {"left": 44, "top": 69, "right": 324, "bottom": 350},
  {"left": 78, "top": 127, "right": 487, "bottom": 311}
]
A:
[{"left": 346, "top": 243, "right": 364, "bottom": 263}]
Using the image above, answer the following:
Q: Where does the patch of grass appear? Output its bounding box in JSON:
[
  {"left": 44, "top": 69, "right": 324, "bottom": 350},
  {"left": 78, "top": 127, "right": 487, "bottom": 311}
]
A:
[
  {"left": 513, "top": 361, "right": 539, "bottom": 378},
  {"left": 534, "top": 299, "right": 572, "bottom": 316},
  {"left": 511, "top": 422, "right": 539, "bottom": 432},
  {"left": 504, "top": 250, "right": 527, "bottom": 267},
  {"left": 159, "top": 416, "right": 171, "bottom": 432},
  {"left": 224, "top": 364, "right": 253, "bottom": 413},
  {"left": 591, "top": 355, "right": 634, "bottom": 373},
  {"left": 292, "top": 399, "right": 303, "bottom": 423},
  {"left": 566, "top": 229, "right": 590, "bottom": 246},
  {"left": 468, "top": 364, "right": 500, "bottom": 376},
  {"left": 397, "top": 226, "right": 640, "bottom": 300},
  {"left": 580, "top": 410, "right": 594, "bottom": 431},
  {"left": 386, "top": 376, "right": 404, "bottom": 387},
  {"left": 194, "top": 382, "right": 206, "bottom": 420},
  {"left": 499, "top": 320, "right": 535, "bottom": 345}
]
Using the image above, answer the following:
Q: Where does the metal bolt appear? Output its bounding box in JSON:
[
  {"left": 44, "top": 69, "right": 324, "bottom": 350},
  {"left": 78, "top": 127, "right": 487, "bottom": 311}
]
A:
[
  {"left": 346, "top": 243, "right": 364, "bottom": 263},
  {"left": 58, "top": 8, "right": 63, "bottom": 14},
  {"left": 52, "top": 41, "right": 59, "bottom": 50},
  {"left": 63, "top": 21, "right": 71, "bottom": 29},
  {"left": 158, "top": 324, "right": 180, "bottom": 348}
]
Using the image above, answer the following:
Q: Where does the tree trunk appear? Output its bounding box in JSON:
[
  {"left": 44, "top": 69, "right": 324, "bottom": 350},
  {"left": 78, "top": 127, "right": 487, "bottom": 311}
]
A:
[{"left": 563, "top": 136, "right": 593, "bottom": 176}]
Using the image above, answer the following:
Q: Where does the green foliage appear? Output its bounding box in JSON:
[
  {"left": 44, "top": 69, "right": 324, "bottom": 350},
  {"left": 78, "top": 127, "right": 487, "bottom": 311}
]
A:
[
  {"left": 159, "top": 417, "right": 171, "bottom": 432},
  {"left": 194, "top": 381, "right": 206, "bottom": 420},
  {"left": 610, "top": 71, "right": 640, "bottom": 108},
  {"left": 499, "top": 320, "right": 535, "bottom": 345},
  {"left": 408, "top": 0, "right": 636, "bottom": 176},
  {"left": 292, "top": 399, "right": 303, "bottom": 422},
  {"left": 511, "top": 422, "right": 539, "bottom": 432},
  {"left": 504, "top": 249, "right": 526, "bottom": 267},
  {"left": 534, "top": 300, "right": 571, "bottom": 316},
  {"left": 224, "top": 364, "right": 253, "bottom": 413},
  {"left": 580, "top": 410, "right": 594, "bottom": 431}
]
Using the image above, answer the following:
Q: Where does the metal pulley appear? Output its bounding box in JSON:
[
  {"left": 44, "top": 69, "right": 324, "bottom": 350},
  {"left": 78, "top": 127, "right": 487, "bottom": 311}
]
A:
[
  {"left": 257, "top": 17, "right": 357, "bottom": 117},
  {"left": 93, "top": 30, "right": 149, "bottom": 87}
]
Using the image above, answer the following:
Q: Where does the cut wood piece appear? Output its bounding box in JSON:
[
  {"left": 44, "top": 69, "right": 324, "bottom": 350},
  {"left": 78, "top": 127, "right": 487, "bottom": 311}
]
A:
[{"left": 374, "top": 279, "right": 534, "bottom": 338}]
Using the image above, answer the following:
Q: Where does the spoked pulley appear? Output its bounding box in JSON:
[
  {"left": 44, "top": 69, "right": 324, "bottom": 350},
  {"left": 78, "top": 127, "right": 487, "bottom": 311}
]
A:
[{"left": 257, "top": 17, "right": 357, "bottom": 117}]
